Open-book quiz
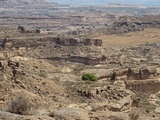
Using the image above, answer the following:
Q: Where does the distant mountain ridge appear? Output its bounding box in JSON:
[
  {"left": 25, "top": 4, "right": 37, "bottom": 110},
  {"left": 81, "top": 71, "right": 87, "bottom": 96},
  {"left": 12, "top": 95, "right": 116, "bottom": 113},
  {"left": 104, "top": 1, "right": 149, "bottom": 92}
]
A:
[
  {"left": 0, "top": 0, "right": 46, "bottom": 4},
  {"left": 46, "top": 0, "right": 160, "bottom": 6}
]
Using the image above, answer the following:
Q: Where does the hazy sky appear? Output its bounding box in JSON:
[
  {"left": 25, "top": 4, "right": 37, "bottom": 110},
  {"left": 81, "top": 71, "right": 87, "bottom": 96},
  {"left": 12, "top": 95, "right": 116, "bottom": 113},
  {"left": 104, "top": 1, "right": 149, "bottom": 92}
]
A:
[{"left": 46, "top": 0, "right": 160, "bottom": 6}]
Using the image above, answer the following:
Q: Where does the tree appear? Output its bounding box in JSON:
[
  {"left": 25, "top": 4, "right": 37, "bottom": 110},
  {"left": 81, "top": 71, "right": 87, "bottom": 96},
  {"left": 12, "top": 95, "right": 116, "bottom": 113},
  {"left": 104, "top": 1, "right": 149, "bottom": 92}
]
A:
[{"left": 82, "top": 73, "right": 97, "bottom": 81}]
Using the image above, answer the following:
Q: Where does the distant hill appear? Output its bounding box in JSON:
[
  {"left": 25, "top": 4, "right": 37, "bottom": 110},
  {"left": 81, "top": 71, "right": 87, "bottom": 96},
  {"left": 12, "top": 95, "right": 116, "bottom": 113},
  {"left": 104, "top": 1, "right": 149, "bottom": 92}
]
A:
[
  {"left": 0, "top": 0, "right": 46, "bottom": 4},
  {"left": 46, "top": 0, "right": 160, "bottom": 6}
]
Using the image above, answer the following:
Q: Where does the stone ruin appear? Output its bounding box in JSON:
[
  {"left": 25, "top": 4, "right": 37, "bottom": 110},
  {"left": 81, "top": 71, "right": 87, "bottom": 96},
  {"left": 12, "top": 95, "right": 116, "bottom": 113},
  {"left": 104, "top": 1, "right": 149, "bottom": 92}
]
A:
[
  {"left": 56, "top": 37, "right": 102, "bottom": 46},
  {"left": 56, "top": 37, "right": 78, "bottom": 46},
  {"left": 84, "top": 38, "right": 102, "bottom": 46}
]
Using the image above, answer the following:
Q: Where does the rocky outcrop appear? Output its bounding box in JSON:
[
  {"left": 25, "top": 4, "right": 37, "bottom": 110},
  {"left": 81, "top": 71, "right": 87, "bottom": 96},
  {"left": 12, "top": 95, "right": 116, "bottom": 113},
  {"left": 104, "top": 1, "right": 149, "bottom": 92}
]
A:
[
  {"left": 48, "top": 55, "right": 106, "bottom": 65},
  {"left": 126, "top": 66, "right": 157, "bottom": 80},
  {"left": 77, "top": 81, "right": 134, "bottom": 112},
  {"left": 78, "top": 84, "right": 131, "bottom": 102},
  {"left": 107, "top": 95, "right": 132, "bottom": 111},
  {"left": 114, "top": 66, "right": 157, "bottom": 80},
  {"left": 92, "top": 66, "right": 158, "bottom": 81},
  {"left": 125, "top": 79, "right": 160, "bottom": 93}
]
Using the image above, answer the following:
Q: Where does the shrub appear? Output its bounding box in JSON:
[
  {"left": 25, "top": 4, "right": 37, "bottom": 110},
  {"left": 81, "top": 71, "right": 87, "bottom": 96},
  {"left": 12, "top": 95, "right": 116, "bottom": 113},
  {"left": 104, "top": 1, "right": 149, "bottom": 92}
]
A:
[
  {"left": 7, "top": 94, "right": 35, "bottom": 115},
  {"left": 38, "top": 70, "right": 48, "bottom": 78},
  {"left": 129, "top": 108, "right": 140, "bottom": 120},
  {"left": 82, "top": 73, "right": 97, "bottom": 81}
]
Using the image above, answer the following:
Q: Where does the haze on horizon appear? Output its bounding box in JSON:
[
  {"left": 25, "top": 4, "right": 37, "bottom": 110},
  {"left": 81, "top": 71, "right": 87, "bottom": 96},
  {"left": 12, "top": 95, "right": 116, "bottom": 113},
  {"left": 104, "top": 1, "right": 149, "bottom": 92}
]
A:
[{"left": 46, "top": 0, "right": 160, "bottom": 6}]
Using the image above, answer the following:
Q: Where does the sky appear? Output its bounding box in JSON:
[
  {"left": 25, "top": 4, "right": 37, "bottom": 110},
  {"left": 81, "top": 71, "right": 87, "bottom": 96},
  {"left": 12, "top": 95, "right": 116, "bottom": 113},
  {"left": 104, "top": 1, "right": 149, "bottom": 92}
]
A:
[{"left": 46, "top": 0, "right": 160, "bottom": 6}]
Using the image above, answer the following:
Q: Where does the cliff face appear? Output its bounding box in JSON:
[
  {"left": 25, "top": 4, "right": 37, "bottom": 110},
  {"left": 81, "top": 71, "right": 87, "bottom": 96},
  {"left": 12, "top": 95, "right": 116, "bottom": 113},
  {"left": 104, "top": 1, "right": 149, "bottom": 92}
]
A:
[{"left": 125, "top": 80, "right": 160, "bottom": 94}]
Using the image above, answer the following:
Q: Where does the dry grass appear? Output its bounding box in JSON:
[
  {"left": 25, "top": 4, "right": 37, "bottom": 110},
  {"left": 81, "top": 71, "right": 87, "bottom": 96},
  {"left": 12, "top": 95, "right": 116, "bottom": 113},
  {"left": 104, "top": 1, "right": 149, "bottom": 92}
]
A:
[
  {"left": 129, "top": 108, "right": 140, "bottom": 120},
  {"left": 92, "top": 29, "right": 160, "bottom": 46},
  {"left": 140, "top": 99, "right": 157, "bottom": 112},
  {"left": 7, "top": 93, "right": 38, "bottom": 115},
  {"left": 38, "top": 70, "right": 48, "bottom": 78}
]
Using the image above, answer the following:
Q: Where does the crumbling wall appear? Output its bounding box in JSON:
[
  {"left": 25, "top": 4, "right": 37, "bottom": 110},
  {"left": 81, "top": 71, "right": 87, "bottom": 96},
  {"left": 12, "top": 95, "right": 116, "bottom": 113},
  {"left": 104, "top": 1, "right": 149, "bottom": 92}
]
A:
[
  {"left": 56, "top": 37, "right": 78, "bottom": 46},
  {"left": 84, "top": 38, "right": 102, "bottom": 46}
]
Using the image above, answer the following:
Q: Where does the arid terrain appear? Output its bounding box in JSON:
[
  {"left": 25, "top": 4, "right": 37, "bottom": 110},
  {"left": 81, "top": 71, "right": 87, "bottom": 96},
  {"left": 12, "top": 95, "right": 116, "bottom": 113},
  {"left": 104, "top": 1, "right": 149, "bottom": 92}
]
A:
[{"left": 0, "top": 0, "right": 160, "bottom": 120}]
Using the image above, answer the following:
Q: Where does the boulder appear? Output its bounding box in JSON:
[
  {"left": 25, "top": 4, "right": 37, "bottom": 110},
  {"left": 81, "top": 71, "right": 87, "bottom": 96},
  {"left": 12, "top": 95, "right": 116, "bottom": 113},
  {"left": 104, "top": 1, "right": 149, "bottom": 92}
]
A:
[
  {"left": 107, "top": 95, "right": 132, "bottom": 111},
  {"left": 35, "top": 29, "right": 41, "bottom": 33},
  {"left": 8, "top": 60, "right": 20, "bottom": 68},
  {"left": 0, "top": 60, "right": 7, "bottom": 71},
  {"left": 18, "top": 26, "right": 25, "bottom": 33},
  {"left": 0, "top": 73, "right": 7, "bottom": 81},
  {"left": 125, "top": 79, "right": 160, "bottom": 93},
  {"left": 0, "top": 53, "right": 6, "bottom": 60},
  {"left": 84, "top": 38, "right": 92, "bottom": 46}
]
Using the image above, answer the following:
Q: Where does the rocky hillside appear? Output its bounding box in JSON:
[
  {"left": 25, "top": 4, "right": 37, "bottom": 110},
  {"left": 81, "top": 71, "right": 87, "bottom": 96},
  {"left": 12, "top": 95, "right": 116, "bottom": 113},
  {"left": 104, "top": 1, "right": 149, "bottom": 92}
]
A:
[
  {"left": 0, "top": 47, "right": 159, "bottom": 119},
  {"left": 0, "top": 5, "right": 160, "bottom": 119},
  {"left": 104, "top": 15, "right": 160, "bottom": 34}
]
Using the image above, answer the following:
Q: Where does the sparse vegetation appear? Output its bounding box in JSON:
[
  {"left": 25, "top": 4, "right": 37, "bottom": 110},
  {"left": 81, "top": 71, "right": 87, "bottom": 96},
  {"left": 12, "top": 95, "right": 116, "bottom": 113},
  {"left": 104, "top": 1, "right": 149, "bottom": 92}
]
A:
[
  {"left": 140, "top": 99, "right": 157, "bottom": 112},
  {"left": 129, "top": 108, "right": 140, "bottom": 120},
  {"left": 82, "top": 73, "right": 97, "bottom": 81},
  {"left": 0, "top": 1, "right": 160, "bottom": 119},
  {"left": 155, "top": 101, "right": 160, "bottom": 105},
  {"left": 38, "top": 70, "right": 48, "bottom": 78},
  {"left": 7, "top": 94, "right": 35, "bottom": 115}
]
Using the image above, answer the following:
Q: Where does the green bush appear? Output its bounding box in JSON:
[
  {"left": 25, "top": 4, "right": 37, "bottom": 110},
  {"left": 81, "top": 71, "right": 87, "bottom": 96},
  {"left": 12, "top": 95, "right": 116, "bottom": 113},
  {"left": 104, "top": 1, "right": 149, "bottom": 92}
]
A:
[{"left": 82, "top": 73, "right": 97, "bottom": 81}]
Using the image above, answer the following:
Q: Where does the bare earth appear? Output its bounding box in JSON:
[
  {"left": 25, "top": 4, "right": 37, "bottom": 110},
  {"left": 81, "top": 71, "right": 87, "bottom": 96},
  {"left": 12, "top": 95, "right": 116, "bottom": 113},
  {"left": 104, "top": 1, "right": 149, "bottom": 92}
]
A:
[{"left": 93, "top": 29, "right": 160, "bottom": 46}]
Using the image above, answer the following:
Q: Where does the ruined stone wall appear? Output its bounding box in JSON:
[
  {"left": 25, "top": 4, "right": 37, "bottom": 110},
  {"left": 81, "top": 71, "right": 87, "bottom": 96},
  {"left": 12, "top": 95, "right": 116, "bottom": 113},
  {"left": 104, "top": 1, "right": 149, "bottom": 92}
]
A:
[
  {"left": 56, "top": 37, "right": 102, "bottom": 46},
  {"left": 56, "top": 37, "right": 78, "bottom": 46},
  {"left": 84, "top": 38, "right": 102, "bottom": 46}
]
